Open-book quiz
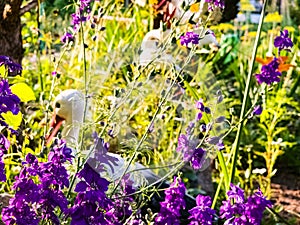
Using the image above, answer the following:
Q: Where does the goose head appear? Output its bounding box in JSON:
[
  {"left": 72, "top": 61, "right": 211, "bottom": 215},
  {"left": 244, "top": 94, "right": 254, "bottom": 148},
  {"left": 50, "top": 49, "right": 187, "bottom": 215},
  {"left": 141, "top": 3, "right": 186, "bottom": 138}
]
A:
[{"left": 47, "top": 89, "right": 85, "bottom": 146}]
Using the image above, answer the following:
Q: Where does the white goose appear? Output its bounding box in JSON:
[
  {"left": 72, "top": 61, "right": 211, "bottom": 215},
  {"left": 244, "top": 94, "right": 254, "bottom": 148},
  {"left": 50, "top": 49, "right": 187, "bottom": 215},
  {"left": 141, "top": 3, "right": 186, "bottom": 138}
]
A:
[
  {"left": 139, "top": 27, "right": 219, "bottom": 67},
  {"left": 47, "top": 89, "right": 197, "bottom": 216},
  {"left": 47, "top": 89, "right": 161, "bottom": 186}
]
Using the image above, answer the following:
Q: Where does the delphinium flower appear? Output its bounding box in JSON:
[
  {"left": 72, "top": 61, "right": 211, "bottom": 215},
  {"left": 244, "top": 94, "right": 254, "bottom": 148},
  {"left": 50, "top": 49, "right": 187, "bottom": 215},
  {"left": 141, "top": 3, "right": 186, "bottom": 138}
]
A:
[
  {"left": 253, "top": 105, "right": 262, "bottom": 115},
  {"left": 112, "top": 174, "right": 138, "bottom": 221},
  {"left": 68, "top": 162, "right": 119, "bottom": 225},
  {"left": 255, "top": 57, "right": 281, "bottom": 85},
  {"left": 2, "top": 140, "right": 72, "bottom": 225},
  {"left": 155, "top": 177, "right": 186, "bottom": 225},
  {"left": 205, "top": 0, "right": 225, "bottom": 11},
  {"left": 188, "top": 195, "right": 215, "bottom": 225},
  {"left": 61, "top": 0, "right": 92, "bottom": 43},
  {"left": 0, "top": 55, "right": 22, "bottom": 74},
  {"left": 61, "top": 32, "right": 74, "bottom": 44},
  {"left": 0, "top": 134, "right": 9, "bottom": 182},
  {"left": 219, "top": 183, "right": 272, "bottom": 225},
  {"left": 0, "top": 78, "right": 20, "bottom": 116},
  {"left": 274, "top": 30, "right": 293, "bottom": 54},
  {"left": 180, "top": 32, "right": 200, "bottom": 46}
]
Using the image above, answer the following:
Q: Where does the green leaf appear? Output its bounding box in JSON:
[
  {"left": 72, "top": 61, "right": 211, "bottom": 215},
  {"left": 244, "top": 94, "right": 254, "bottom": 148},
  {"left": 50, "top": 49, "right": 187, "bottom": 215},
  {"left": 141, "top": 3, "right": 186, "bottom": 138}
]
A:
[
  {"left": 11, "top": 83, "right": 36, "bottom": 102},
  {"left": 1, "top": 111, "right": 22, "bottom": 130}
]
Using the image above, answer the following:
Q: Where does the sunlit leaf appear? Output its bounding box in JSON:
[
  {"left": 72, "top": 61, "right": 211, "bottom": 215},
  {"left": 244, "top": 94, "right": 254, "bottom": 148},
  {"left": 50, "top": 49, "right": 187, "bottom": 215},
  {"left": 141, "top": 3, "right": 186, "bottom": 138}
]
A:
[
  {"left": 11, "top": 83, "right": 36, "bottom": 102},
  {"left": 1, "top": 111, "right": 22, "bottom": 130}
]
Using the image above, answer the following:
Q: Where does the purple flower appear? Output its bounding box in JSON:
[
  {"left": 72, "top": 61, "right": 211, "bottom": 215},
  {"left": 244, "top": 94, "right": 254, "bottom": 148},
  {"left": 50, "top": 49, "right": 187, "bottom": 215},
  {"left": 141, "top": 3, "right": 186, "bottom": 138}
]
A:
[
  {"left": 0, "top": 161, "right": 6, "bottom": 182},
  {"left": 177, "top": 133, "right": 199, "bottom": 162},
  {"left": 2, "top": 140, "right": 72, "bottom": 224},
  {"left": 220, "top": 184, "right": 272, "bottom": 225},
  {"left": 69, "top": 163, "right": 118, "bottom": 225},
  {"left": 274, "top": 30, "right": 293, "bottom": 54},
  {"left": 195, "top": 99, "right": 205, "bottom": 111},
  {"left": 205, "top": 0, "right": 225, "bottom": 11},
  {"left": 0, "top": 134, "right": 10, "bottom": 182},
  {"left": 188, "top": 195, "right": 215, "bottom": 225},
  {"left": 61, "top": 32, "right": 74, "bottom": 44},
  {"left": 253, "top": 105, "right": 262, "bottom": 115},
  {"left": 180, "top": 32, "right": 199, "bottom": 46},
  {"left": 0, "top": 55, "right": 22, "bottom": 73},
  {"left": 155, "top": 177, "right": 186, "bottom": 225},
  {"left": 255, "top": 58, "right": 281, "bottom": 85},
  {"left": 190, "top": 148, "right": 206, "bottom": 170},
  {"left": 0, "top": 79, "right": 20, "bottom": 115},
  {"left": 87, "top": 133, "right": 119, "bottom": 173}
]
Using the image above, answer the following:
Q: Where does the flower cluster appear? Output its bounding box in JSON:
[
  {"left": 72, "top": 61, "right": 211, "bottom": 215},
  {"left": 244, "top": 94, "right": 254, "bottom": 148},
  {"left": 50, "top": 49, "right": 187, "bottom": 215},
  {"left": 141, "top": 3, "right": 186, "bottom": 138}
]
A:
[
  {"left": 180, "top": 32, "right": 199, "bottom": 46},
  {"left": 0, "top": 55, "right": 22, "bottom": 74},
  {"left": 0, "top": 79, "right": 21, "bottom": 131},
  {"left": 0, "top": 134, "right": 9, "bottom": 182},
  {"left": 61, "top": 0, "right": 92, "bottom": 44},
  {"left": 112, "top": 175, "right": 138, "bottom": 222},
  {"left": 188, "top": 195, "right": 215, "bottom": 225},
  {"left": 155, "top": 177, "right": 186, "bottom": 225},
  {"left": 220, "top": 183, "right": 272, "bottom": 225},
  {"left": 205, "top": 0, "right": 225, "bottom": 11},
  {"left": 255, "top": 58, "right": 281, "bottom": 85},
  {"left": 2, "top": 140, "right": 72, "bottom": 225},
  {"left": 256, "top": 30, "right": 293, "bottom": 85},
  {"left": 274, "top": 30, "right": 293, "bottom": 54},
  {"left": 68, "top": 163, "right": 119, "bottom": 225}
]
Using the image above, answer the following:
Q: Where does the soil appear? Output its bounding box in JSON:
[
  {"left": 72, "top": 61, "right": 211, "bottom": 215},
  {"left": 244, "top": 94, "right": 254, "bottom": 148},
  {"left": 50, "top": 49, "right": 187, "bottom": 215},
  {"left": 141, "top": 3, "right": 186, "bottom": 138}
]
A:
[{"left": 271, "top": 168, "right": 300, "bottom": 225}]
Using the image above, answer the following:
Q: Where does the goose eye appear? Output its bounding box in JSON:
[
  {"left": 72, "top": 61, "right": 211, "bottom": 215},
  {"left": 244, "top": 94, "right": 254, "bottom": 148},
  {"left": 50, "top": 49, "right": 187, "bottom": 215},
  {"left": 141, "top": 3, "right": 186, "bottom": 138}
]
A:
[
  {"left": 205, "top": 30, "right": 211, "bottom": 35},
  {"left": 55, "top": 102, "right": 61, "bottom": 108}
]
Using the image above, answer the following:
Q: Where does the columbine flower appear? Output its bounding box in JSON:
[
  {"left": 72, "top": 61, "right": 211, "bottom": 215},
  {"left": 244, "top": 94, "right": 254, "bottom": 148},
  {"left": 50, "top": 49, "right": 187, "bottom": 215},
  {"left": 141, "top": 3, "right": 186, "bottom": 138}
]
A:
[
  {"left": 274, "top": 30, "right": 293, "bottom": 54},
  {"left": 0, "top": 55, "right": 22, "bottom": 73},
  {"left": 220, "top": 184, "right": 272, "bottom": 225},
  {"left": 155, "top": 177, "right": 186, "bottom": 225},
  {"left": 255, "top": 58, "right": 281, "bottom": 85},
  {"left": 180, "top": 32, "right": 199, "bottom": 46},
  {"left": 205, "top": 0, "right": 225, "bottom": 11},
  {"left": 188, "top": 195, "right": 215, "bottom": 225}
]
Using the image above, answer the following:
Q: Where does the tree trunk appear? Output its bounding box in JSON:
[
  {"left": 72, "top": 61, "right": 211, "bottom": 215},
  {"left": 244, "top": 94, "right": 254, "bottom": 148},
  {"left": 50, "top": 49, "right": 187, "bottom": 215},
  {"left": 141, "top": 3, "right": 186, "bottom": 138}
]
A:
[{"left": 0, "top": 0, "right": 23, "bottom": 65}]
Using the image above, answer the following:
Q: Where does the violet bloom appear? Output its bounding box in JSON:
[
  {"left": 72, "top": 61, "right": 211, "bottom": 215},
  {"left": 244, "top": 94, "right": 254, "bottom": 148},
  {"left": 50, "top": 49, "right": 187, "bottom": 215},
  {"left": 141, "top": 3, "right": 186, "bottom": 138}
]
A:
[
  {"left": 0, "top": 134, "right": 10, "bottom": 182},
  {"left": 2, "top": 140, "right": 72, "bottom": 224},
  {"left": 255, "top": 58, "right": 281, "bottom": 85},
  {"left": 61, "top": 32, "right": 74, "bottom": 44},
  {"left": 190, "top": 148, "right": 205, "bottom": 170},
  {"left": 206, "top": 0, "right": 225, "bottom": 11},
  {"left": 155, "top": 177, "right": 186, "bottom": 225},
  {"left": 0, "top": 161, "right": 5, "bottom": 182},
  {"left": 274, "top": 30, "right": 293, "bottom": 54},
  {"left": 69, "top": 163, "right": 118, "bottom": 225},
  {"left": 188, "top": 195, "right": 215, "bottom": 225},
  {"left": 0, "top": 79, "right": 20, "bottom": 115},
  {"left": 253, "top": 105, "right": 262, "bottom": 115},
  {"left": 177, "top": 134, "right": 208, "bottom": 169},
  {"left": 0, "top": 55, "right": 22, "bottom": 73},
  {"left": 180, "top": 32, "right": 199, "bottom": 46},
  {"left": 220, "top": 184, "right": 272, "bottom": 225}
]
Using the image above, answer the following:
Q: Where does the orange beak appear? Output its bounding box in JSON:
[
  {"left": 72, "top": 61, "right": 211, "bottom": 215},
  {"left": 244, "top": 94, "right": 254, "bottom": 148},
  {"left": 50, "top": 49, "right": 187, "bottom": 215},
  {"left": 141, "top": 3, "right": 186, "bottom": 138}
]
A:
[{"left": 46, "top": 112, "right": 65, "bottom": 145}]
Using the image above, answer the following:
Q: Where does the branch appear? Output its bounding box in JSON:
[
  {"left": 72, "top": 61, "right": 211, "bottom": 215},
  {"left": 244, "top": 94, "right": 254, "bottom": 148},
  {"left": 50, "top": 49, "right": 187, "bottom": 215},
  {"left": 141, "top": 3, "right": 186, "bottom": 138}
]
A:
[{"left": 19, "top": 0, "right": 37, "bottom": 16}]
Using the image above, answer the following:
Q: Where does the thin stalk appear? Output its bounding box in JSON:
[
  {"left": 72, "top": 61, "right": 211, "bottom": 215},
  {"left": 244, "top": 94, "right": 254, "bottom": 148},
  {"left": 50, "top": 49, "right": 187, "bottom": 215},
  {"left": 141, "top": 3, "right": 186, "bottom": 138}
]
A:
[
  {"left": 110, "top": 48, "right": 196, "bottom": 196},
  {"left": 229, "top": 0, "right": 268, "bottom": 186}
]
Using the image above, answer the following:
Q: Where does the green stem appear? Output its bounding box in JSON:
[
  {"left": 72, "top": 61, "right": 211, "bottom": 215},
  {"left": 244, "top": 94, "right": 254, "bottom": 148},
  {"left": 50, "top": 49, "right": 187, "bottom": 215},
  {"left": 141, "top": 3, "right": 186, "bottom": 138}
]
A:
[{"left": 228, "top": 0, "right": 268, "bottom": 187}]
